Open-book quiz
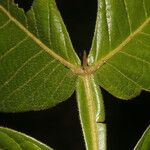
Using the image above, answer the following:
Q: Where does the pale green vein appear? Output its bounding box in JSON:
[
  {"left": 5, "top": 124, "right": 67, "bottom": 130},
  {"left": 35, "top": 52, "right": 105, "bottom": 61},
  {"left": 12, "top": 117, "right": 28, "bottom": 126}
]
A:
[
  {"left": 20, "top": 141, "right": 42, "bottom": 150},
  {"left": 50, "top": 71, "right": 69, "bottom": 98},
  {"left": 0, "top": 5, "right": 84, "bottom": 74},
  {"left": 104, "top": 0, "right": 111, "bottom": 49},
  {"left": 87, "top": 16, "right": 150, "bottom": 74},
  {"left": 0, "top": 19, "right": 11, "bottom": 30},
  {"left": 15, "top": 64, "right": 62, "bottom": 109},
  {"left": 0, "top": 129, "right": 50, "bottom": 150},
  {"left": 106, "top": 62, "right": 150, "bottom": 92},
  {"left": 120, "top": 51, "right": 150, "bottom": 66},
  {"left": 140, "top": 31, "right": 150, "bottom": 37},
  {"left": 143, "top": 0, "right": 148, "bottom": 17},
  {"left": 5, "top": 59, "right": 57, "bottom": 100},
  {"left": 123, "top": 0, "right": 132, "bottom": 33},
  {"left": 0, "top": 51, "right": 43, "bottom": 89},
  {"left": 30, "top": 7, "right": 40, "bottom": 37},
  {"left": 47, "top": 3, "right": 52, "bottom": 46},
  {"left": 0, "top": 36, "right": 28, "bottom": 61},
  {"left": 0, "top": 131, "right": 22, "bottom": 149},
  {"left": 136, "top": 38, "right": 150, "bottom": 48},
  {"left": 32, "top": 63, "right": 61, "bottom": 98}
]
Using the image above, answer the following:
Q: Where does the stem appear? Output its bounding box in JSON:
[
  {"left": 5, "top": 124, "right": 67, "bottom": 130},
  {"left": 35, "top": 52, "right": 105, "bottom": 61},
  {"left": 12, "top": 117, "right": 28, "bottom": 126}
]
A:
[{"left": 76, "top": 75, "right": 106, "bottom": 150}]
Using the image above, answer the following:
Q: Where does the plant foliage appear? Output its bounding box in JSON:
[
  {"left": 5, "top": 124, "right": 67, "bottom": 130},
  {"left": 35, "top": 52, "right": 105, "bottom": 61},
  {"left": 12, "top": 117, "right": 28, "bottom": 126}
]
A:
[
  {"left": 0, "top": 127, "right": 52, "bottom": 150},
  {"left": 0, "top": 0, "right": 150, "bottom": 149}
]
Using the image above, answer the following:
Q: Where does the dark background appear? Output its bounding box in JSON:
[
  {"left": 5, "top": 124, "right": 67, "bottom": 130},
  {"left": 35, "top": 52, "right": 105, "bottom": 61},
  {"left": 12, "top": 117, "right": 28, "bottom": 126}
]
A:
[{"left": 0, "top": 0, "right": 150, "bottom": 150}]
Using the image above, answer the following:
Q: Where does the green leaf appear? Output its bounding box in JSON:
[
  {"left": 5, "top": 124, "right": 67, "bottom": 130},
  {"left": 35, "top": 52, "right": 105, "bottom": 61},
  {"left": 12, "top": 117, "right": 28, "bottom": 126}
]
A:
[
  {"left": 88, "top": 0, "right": 150, "bottom": 99},
  {"left": 0, "top": 0, "right": 82, "bottom": 112},
  {"left": 134, "top": 125, "right": 150, "bottom": 150},
  {"left": 0, "top": 127, "right": 53, "bottom": 150}
]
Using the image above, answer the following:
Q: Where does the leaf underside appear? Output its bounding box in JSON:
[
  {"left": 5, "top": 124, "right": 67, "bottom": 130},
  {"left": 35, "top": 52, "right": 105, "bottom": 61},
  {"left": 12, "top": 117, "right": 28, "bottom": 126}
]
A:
[
  {"left": 0, "top": 0, "right": 79, "bottom": 112},
  {"left": 0, "top": 0, "right": 150, "bottom": 113},
  {"left": 89, "top": 0, "right": 150, "bottom": 99},
  {"left": 0, "top": 127, "right": 53, "bottom": 150}
]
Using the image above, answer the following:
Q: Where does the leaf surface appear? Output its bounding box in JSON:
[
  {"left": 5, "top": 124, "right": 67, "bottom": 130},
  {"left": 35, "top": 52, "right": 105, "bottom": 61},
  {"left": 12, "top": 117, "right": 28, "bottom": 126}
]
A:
[
  {"left": 89, "top": 0, "right": 150, "bottom": 99},
  {"left": 0, "top": 127, "right": 53, "bottom": 150},
  {"left": 0, "top": 0, "right": 81, "bottom": 112},
  {"left": 134, "top": 125, "right": 150, "bottom": 150}
]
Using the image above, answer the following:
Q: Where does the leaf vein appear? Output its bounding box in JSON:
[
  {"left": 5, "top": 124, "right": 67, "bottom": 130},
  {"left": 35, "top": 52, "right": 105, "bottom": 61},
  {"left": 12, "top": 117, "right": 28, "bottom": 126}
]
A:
[
  {"left": 47, "top": 1, "right": 52, "bottom": 47},
  {"left": 0, "top": 50, "right": 43, "bottom": 90},
  {"left": 32, "top": 63, "right": 61, "bottom": 98},
  {"left": 136, "top": 38, "right": 150, "bottom": 48},
  {"left": 140, "top": 31, "right": 150, "bottom": 37},
  {"left": 5, "top": 59, "right": 57, "bottom": 100},
  {"left": 0, "top": 5, "right": 83, "bottom": 74},
  {"left": 123, "top": 0, "right": 132, "bottom": 33},
  {"left": 143, "top": 0, "right": 148, "bottom": 17},
  {"left": 106, "top": 62, "right": 149, "bottom": 92},
  {"left": 104, "top": 0, "right": 111, "bottom": 49},
  {"left": 88, "top": 17, "right": 150, "bottom": 73},
  {"left": 0, "top": 19, "right": 11, "bottom": 30},
  {"left": 30, "top": 7, "right": 40, "bottom": 37},
  {"left": 120, "top": 51, "right": 150, "bottom": 66},
  {"left": 50, "top": 71, "right": 69, "bottom": 99},
  {"left": 0, "top": 36, "right": 28, "bottom": 61}
]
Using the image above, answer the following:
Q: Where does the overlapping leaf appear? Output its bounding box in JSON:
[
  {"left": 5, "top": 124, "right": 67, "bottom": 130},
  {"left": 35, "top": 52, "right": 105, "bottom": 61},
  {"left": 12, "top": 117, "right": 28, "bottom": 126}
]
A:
[
  {"left": 89, "top": 0, "right": 150, "bottom": 99},
  {"left": 0, "top": 127, "right": 53, "bottom": 150},
  {"left": 0, "top": 0, "right": 80, "bottom": 112}
]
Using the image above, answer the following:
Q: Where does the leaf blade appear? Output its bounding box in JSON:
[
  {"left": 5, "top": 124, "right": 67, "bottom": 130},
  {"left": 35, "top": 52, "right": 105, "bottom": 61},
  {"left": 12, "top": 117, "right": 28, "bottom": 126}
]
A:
[
  {"left": 0, "top": 127, "right": 53, "bottom": 150},
  {"left": 89, "top": 0, "right": 150, "bottom": 99},
  {"left": 134, "top": 125, "right": 150, "bottom": 150},
  {"left": 0, "top": 1, "right": 81, "bottom": 71},
  {"left": 0, "top": 0, "right": 79, "bottom": 112},
  {"left": 26, "top": 0, "right": 80, "bottom": 65}
]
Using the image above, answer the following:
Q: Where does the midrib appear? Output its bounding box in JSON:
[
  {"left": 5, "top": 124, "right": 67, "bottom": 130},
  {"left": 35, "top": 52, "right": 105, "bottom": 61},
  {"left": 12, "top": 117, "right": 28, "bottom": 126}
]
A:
[
  {"left": 1, "top": 4, "right": 150, "bottom": 76},
  {"left": 0, "top": 5, "right": 84, "bottom": 74},
  {"left": 87, "top": 17, "right": 150, "bottom": 73}
]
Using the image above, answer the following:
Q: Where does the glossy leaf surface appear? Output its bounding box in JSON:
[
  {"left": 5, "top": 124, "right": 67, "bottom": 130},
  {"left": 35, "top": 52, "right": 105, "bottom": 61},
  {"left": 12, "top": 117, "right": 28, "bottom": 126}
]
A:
[
  {"left": 0, "top": 0, "right": 80, "bottom": 112},
  {"left": 134, "top": 125, "right": 150, "bottom": 150},
  {"left": 89, "top": 0, "right": 150, "bottom": 99},
  {"left": 0, "top": 127, "right": 53, "bottom": 150}
]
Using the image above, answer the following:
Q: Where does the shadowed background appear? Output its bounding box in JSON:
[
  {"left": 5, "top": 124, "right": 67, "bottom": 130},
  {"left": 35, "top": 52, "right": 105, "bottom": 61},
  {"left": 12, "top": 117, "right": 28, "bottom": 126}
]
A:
[{"left": 0, "top": 0, "right": 150, "bottom": 150}]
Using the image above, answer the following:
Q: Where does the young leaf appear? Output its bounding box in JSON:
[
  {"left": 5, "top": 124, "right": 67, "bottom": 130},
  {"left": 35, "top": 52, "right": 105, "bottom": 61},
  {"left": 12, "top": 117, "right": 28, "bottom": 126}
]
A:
[
  {"left": 134, "top": 125, "right": 150, "bottom": 150},
  {"left": 88, "top": 0, "right": 150, "bottom": 99},
  {"left": 0, "top": 127, "right": 53, "bottom": 150},
  {"left": 0, "top": 0, "right": 82, "bottom": 112}
]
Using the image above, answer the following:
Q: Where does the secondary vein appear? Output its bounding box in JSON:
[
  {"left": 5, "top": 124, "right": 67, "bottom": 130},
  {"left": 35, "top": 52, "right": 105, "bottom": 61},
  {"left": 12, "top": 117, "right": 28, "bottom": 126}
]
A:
[
  {"left": 87, "top": 17, "right": 150, "bottom": 74},
  {"left": 0, "top": 5, "right": 84, "bottom": 75}
]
